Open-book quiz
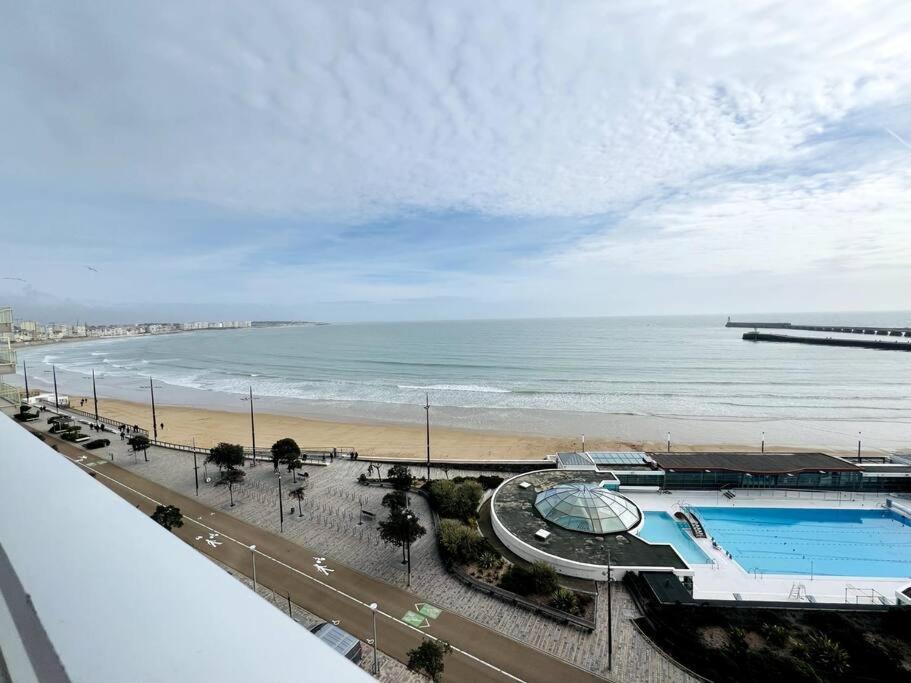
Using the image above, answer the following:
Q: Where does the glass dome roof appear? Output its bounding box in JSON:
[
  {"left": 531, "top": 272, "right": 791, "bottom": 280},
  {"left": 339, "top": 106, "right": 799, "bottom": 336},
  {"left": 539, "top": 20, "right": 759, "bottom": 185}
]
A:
[{"left": 534, "top": 484, "right": 641, "bottom": 534}]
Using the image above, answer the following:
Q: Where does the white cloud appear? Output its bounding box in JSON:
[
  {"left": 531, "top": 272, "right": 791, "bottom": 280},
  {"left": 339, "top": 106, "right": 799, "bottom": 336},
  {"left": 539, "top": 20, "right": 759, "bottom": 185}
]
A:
[
  {"left": 552, "top": 161, "right": 911, "bottom": 275},
  {"left": 2, "top": 0, "right": 911, "bottom": 318},
  {"left": 2, "top": 0, "right": 911, "bottom": 223}
]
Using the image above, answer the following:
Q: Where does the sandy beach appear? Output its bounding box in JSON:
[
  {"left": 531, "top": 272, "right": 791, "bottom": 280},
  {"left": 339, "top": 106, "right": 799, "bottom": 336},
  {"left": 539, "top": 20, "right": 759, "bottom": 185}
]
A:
[{"left": 63, "top": 395, "right": 792, "bottom": 460}]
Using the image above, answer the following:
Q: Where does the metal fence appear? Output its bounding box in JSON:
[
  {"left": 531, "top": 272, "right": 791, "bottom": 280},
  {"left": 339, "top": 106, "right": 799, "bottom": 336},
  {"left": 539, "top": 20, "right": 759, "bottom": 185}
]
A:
[{"left": 39, "top": 401, "right": 149, "bottom": 436}]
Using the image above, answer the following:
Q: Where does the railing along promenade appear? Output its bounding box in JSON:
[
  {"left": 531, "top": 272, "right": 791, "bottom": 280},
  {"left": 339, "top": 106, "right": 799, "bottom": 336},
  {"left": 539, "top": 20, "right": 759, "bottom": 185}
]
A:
[
  {"left": 39, "top": 400, "right": 149, "bottom": 436},
  {"left": 38, "top": 400, "right": 355, "bottom": 461}
]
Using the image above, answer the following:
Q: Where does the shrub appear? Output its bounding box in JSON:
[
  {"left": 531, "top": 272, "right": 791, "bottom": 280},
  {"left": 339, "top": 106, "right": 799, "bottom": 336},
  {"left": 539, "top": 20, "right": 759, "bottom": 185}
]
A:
[
  {"left": 427, "top": 479, "right": 482, "bottom": 522},
  {"left": 500, "top": 564, "right": 534, "bottom": 594},
  {"left": 550, "top": 587, "right": 580, "bottom": 615},
  {"left": 726, "top": 626, "right": 748, "bottom": 657},
  {"left": 761, "top": 623, "right": 790, "bottom": 647},
  {"left": 357, "top": 473, "right": 368, "bottom": 485},
  {"left": 794, "top": 631, "right": 850, "bottom": 677},
  {"left": 530, "top": 561, "right": 559, "bottom": 594},
  {"left": 477, "top": 551, "right": 502, "bottom": 571},
  {"left": 438, "top": 519, "right": 485, "bottom": 564},
  {"left": 500, "top": 561, "right": 558, "bottom": 596}
]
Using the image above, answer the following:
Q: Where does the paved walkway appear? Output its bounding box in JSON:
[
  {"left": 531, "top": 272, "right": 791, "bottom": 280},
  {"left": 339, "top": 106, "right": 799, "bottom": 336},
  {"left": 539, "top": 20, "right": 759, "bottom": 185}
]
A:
[
  {"left": 20, "top": 405, "right": 698, "bottom": 682},
  {"left": 38, "top": 432, "right": 604, "bottom": 683}
]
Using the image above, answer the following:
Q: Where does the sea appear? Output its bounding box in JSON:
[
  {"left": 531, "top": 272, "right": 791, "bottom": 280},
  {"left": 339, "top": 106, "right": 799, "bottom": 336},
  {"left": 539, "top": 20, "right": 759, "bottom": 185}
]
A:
[{"left": 13, "top": 313, "right": 911, "bottom": 452}]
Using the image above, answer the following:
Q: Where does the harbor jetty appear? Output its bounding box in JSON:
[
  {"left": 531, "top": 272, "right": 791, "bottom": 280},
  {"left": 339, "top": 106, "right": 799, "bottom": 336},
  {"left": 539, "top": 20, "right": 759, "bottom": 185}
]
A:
[
  {"left": 726, "top": 318, "right": 911, "bottom": 337},
  {"left": 743, "top": 332, "right": 911, "bottom": 351}
]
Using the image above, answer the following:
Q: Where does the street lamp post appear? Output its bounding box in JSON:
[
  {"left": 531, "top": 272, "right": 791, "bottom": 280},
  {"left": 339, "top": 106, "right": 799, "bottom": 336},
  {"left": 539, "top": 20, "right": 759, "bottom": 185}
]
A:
[
  {"left": 666, "top": 431, "right": 670, "bottom": 453},
  {"left": 91, "top": 368, "right": 99, "bottom": 421},
  {"left": 149, "top": 377, "right": 158, "bottom": 440},
  {"left": 405, "top": 510, "right": 415, "bottom": 587},
  {"left": 369, "top": 602, "right": 379, "bottom": 675},
  {"left": 277, "top": 472, "right": 284, "bottom": 533},
  {"left": 52, "top": 365, "right": 59, "bottom": 410},
  {"left": 22, "top": 360, "right": 29, "bottom": 402},
  {"left": 424, "top": 394, "right": 431, "bottom": 481},
  {"left": 250, "top": 545, "right": 257, "bottom": 592},
  {"left": 241, "top": 387, "right": 256, "bottom": 466},
  {"left": 857, "top": 431, "right": 862, "bottom": 462},
  {"left": 193, "top": 437, "right": 199, "bottom": 496},
  {"left": 607, "top": 550, "right": 613, "bottom": 671},
  {"left": 761, "top": 431, "right": 765, "bottom": 454}
]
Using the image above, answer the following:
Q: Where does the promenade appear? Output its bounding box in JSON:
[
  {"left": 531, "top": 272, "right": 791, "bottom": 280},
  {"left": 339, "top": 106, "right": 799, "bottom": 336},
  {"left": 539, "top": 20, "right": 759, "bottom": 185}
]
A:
[
  {"left": 16, "top": 405, "right": 699, "bottom": 683},
  {"left": 36, "top": 431, "right": 603, "bottom": 683}
]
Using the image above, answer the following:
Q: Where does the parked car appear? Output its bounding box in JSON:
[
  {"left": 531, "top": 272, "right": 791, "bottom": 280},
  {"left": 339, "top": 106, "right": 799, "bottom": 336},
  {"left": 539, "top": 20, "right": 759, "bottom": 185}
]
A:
[{"left": 84, "top": 439, "right": 111, "bottom": 450}]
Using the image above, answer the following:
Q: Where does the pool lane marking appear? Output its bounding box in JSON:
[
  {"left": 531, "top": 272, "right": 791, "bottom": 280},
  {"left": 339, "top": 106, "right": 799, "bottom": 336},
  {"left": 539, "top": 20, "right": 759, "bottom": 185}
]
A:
[{"left": 62, "top": 452, "right": 525, "bottom": 683}]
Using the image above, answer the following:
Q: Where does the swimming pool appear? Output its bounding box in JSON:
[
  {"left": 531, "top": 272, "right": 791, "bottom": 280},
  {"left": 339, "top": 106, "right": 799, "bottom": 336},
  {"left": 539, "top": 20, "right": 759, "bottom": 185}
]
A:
[
  {"left": 695, "top": 507, "right": 911, "bottom": 578},
  {"left": 638, "top": 511, "right": 711, "bottom": 566}
]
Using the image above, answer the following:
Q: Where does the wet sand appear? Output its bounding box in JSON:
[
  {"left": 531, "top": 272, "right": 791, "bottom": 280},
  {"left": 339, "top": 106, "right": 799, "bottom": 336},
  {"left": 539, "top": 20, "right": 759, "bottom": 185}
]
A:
[{"left": 64, "top": 396, "right": 768, "bottom": 460}]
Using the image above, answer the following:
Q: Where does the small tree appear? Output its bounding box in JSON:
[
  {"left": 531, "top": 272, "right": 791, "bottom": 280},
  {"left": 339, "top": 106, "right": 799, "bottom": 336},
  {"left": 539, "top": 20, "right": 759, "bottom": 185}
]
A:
[
  {"left": 286, "top": 454, "right": 303, "bottom": 481},
  {"left": 382, "top": 490, "right": 408, "bottom": 512},
  {"left": 215, "top": 467, "right": 245, "bottom": 506},
  {"left": 289, "top": 485, "right": 306, "bottom": 517},
  {"left": 378, "top": 507, "right": 426, "bottom": 564},
  {"left": 128, "top": 434, "right": 151, "bottom": 461},
  {"left": 208, "top": 442, "right": 245, "bottom": 473},
  {"left": 271, "top": 438, "right": 300, "bottom": 472},
  {"left": 151, "top": 504, "right": 184, "bottom": 531},
  {"left": 387, "top": 464, "right": 414, "bottom": 491},
  {"left": 407, "top": 639, "right": 452, "bottom": 682}
]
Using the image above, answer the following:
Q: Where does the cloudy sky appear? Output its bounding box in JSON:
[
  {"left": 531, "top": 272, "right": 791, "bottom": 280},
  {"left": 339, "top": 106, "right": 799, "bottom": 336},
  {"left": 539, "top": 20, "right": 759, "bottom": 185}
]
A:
[{"left": 2, "top": 1, "right": 910, "bottom": 322}]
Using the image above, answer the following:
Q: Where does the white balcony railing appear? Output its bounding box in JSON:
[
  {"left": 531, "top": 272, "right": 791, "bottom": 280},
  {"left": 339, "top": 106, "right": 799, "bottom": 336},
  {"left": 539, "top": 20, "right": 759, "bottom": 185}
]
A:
[
  {"left": 0, "top": 345, "right": 15, "bottom": 374},
  {"left": 0, "top": 306, "right": 11, "bottom": 335}
]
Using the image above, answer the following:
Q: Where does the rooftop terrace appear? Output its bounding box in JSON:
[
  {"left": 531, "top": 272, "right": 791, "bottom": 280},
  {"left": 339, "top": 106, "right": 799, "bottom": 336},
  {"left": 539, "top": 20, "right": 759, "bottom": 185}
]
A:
[
  {"left": 650, "top": 451, "right": 860, "bottom": 474},
  {"left": 492, "top": 470, "right": 687, "bottom": 570}
]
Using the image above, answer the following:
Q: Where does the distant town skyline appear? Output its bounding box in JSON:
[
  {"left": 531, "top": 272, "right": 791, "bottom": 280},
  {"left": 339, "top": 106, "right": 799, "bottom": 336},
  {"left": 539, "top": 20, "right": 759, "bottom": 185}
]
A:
[{"left": 2, "top": 2, "right": 910, "bottom": 322}]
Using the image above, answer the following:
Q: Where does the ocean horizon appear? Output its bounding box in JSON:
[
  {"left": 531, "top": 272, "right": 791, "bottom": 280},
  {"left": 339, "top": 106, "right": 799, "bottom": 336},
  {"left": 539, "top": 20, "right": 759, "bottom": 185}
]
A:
[{"left": 13, "top": 312, "right": 911, "bottom": 452}]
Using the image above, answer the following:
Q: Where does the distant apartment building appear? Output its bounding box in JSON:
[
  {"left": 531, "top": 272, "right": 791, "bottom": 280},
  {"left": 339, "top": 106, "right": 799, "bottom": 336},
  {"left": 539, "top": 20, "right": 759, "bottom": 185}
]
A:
[{"left": 0, "top": 306, "right": 19, "bottom": 403}]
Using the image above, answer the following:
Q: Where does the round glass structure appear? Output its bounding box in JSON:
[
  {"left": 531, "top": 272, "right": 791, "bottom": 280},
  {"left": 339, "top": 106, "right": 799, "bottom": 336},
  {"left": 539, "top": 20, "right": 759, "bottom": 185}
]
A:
[{"left": 534, "top": 484, "right": 641, "bottom": 534}]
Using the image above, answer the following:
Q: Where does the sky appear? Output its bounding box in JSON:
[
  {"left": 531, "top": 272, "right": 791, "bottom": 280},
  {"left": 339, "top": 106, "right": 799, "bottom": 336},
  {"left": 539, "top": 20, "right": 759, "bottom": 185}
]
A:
[{"left": 1, "top": 1, "right": 910, "bottom": 323}]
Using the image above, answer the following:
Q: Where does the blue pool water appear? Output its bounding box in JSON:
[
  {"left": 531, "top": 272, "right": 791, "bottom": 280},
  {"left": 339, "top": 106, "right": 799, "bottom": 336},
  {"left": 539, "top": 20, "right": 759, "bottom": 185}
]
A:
[
  {"left": 695, "top": 507, "right": 911, "bottom": 578},
  {"left": 638, "top": 512, "right": 711, "bottom": 566}
]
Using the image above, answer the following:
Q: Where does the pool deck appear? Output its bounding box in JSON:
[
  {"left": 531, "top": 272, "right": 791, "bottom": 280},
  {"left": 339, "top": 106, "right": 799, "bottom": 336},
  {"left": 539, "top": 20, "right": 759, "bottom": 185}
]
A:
[{"left": 626, "top": 488, "right": 911, "bottom": 605}]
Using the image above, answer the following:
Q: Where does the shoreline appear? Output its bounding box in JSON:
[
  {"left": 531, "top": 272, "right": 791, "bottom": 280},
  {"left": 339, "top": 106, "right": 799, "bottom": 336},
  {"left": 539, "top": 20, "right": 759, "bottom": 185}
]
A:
[{"left": 61, "top": 394, "right": 818, "bottom": 460}]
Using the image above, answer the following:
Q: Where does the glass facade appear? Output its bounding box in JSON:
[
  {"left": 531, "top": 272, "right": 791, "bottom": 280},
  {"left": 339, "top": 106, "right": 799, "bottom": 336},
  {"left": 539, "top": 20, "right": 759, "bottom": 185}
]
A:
[
  {"left": 613, "top": 467, "right": 910, "bottom": 493},
  {"left": 534, "top": 484, "right": 641, "bottom": 534}
]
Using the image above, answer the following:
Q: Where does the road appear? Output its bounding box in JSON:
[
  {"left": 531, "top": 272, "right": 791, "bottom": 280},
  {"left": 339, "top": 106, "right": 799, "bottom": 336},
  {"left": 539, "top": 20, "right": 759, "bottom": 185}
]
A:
[{"left": 40, "top": 433, "right": 607, "bottom": 683}]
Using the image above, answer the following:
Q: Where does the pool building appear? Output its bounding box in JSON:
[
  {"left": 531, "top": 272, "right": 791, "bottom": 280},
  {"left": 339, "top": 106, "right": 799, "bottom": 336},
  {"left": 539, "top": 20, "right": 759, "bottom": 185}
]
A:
[{"left": 489, "top": 450, "right": 911, "bottom": 605}]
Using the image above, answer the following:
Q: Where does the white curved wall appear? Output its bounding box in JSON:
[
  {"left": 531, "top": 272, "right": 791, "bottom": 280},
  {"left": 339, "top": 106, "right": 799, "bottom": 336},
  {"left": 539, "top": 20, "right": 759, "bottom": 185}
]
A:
[{"left": 490, "top": 471, "right": 692, "bottom": 581}]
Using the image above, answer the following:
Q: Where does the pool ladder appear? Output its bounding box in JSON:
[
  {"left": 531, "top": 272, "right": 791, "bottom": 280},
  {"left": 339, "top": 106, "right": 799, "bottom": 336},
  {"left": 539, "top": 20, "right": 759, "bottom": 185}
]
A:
[{"left": 679, "top": 504, "right": 707, "bottom": 538}]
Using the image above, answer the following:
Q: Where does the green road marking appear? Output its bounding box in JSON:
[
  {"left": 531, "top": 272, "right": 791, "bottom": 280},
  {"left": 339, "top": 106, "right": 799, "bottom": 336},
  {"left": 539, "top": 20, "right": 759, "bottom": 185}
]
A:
[
  {"left": 402, "top": 610, "right": 430, "bottom": 628},
  {"left": 416, "top": 602, "right": 442, "bottom": 619}
]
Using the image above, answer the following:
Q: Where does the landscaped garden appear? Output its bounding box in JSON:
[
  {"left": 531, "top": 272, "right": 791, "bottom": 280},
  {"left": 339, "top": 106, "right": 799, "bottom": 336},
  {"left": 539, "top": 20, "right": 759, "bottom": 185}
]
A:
[{"left": 626, "top": 572, "right": 911, "bottom": 682}]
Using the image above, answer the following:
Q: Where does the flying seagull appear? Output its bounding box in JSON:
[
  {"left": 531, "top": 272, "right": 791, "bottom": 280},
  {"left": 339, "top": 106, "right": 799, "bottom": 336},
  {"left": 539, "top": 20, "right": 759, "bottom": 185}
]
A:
[
  {"left": 1, "top": 276, "right": 27, "bottom": 282},
  {"left": 85, "top": 265, "right": 99, "bottom": 273}
]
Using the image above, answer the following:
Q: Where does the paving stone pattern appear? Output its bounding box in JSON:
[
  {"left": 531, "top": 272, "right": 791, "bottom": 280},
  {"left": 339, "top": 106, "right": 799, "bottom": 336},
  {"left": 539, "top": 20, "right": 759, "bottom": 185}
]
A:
[{"left": 110, "top": 442, "right": 696, "bottom": 682}]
